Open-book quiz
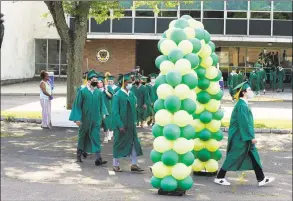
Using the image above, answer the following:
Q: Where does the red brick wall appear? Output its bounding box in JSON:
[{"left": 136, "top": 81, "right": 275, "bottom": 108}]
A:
[{"left": 83, "top": 39, "right": 136, "bottom": 78}]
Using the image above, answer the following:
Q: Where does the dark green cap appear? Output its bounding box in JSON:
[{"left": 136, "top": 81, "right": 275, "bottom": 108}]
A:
[
  {"left": 233, "top": 81, "right": 250, "bottom": 91},
  {"left": 141, "top": 76, "right": 148, "bottom": 82},
  {"left": 107, "top": 75, "right": 115, "bottom": 81},
  {"left": 118, "top": 72, "right": 132, "bottom": 83},
  {"left": 149, "top": 73, "right": 157, "bottom": 78},
  {"left": 87, "top": 69, "right": 98, "bottom": 80}
]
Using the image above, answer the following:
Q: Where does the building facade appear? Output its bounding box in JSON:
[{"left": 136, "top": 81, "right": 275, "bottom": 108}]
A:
[{"left": 1, "top": 1, "right": 292, "bottom": 83}]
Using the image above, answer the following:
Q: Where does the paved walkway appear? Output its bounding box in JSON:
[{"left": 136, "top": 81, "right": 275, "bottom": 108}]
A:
[{"left": 1, "top": 81, "right": 292, "bottom": 101}]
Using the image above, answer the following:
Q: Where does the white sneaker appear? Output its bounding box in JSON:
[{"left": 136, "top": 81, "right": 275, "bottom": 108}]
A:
[
  {"left": 258, "top": 177, "right": 275, "bottom": 187},
  {"left": 107, "top": 134, "right": 112, "bottom": 141},
  {"left": 103, "top": 137, "right": 108, "bottom": 143},
  {"left": 214, "top": 178, "right": 231, "bottom": 186}
]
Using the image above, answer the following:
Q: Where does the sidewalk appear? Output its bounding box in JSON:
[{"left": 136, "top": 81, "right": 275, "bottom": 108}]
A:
[{"left": 2, "top": 80, "right": 292, "bottom": 102}]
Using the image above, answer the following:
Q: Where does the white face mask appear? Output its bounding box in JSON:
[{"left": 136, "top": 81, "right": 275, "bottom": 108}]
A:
[
  {"left": 126, "top": 83, "right": 132, "bottom": 90},
  {"left": 247, "top": 91, "right": 254, "bottom": 99},
  {"left": 151, "top": 79, "right": 155, "bottom": 83}
]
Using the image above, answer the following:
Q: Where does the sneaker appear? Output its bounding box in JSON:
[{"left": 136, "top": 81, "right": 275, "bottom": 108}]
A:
[
  {"left": 103, "top": 137, "right": 108, "bottom": 143},
  {"left": 131, "top": 164, "right": 144, "bottom": 172},
  {"left": 214, "top": 178, "right": 231, "bottom": 186},
  {"left": 107, "top": 133, "right": 112, "bottom": 141},
  {"left": 258, "top": 177, "right": 275, "bottom": 187}
]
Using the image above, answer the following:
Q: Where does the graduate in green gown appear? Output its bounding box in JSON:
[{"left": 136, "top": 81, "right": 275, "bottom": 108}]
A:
[
  {"left": 214, "top": 81, "right": 275, "bottom": 187},
  {"left": 249, "top": 68, "right": 260, "bottom": 95},
  {"left": 112, "top": 73, "right": 144, "bottom": 172},
  {"left": 107, "top": 75, "right": 120, "bottom": 94},
  {"left": 258, "top": 66, "right": 267, "bottom": 94},
  {"left": 69, "top": 69, "right": 108, "bottom": 165},
  {"left": 269, "top": 67, "right": 277, "bottom": 91},
  {"left": 146, "top": 73, "right": 158, "bottom": 126},
  {"left": 277, "top": 66, "right": 286, "bottom": 92},
  {"left": 97, "top": 74, "right": 115, "bottom": 143},
  {"left": 227, "top": 67, "right": 238, "bottom": 102},
  {"left": 237, "top": 69, "right": 244, "bottom": 85},
  {"left": 131, "top": 75, "right": 150, "bottom": 127}
]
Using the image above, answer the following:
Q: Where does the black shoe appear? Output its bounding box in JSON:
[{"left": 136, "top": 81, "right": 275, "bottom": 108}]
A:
[
  {"left": 282, "top": 89, "right": 284, "bottom": 92},
  {"left": 95, "top": 157, "right": 107, "bottom": 166},
  {"left": 76, "top": 149, "right": 83, "bottom": 163},
  {"left": 131, "top": 164, "right": 144, "bottom": 172},
  {"left": 82, "top": 152, "right": 88, "bottom": 159}
]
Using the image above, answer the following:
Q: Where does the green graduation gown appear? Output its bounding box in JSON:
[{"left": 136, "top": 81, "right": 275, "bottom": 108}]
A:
[
  {"left": 146, "top": 83, "right": 157, "bottom": 118},
  {"left": 221, "top": 99, "right": 262, "bottom": 171},
  {"left": 277, "top": 68, "right": 285, "bottom": 90},
  {"left": 237, "top": 72, "right": 244, "bottom": 85},
  {"left": 112, "top": 90, "right": 143, "bottom": 158},
  {"left": 258, "top": 68, "right": 267, "bottom": 91},
  {"left": 269, "top": 70, "right": 277, "bottom": 90},
  {"left": 131, "top": 84, "right": 150, "bottom": 122},
  {"left": 101, "top": 86, "right": 114, "bottom": 131},
  {"left": 69, "top": 87, "right": 108, "bottom": 153},
  {"left": 227, "top": 72, "right": 237, "bottom": 96},
  {"left": 112, "top": 85, "right": 120, "bottom": 94},
  {"left": 249, "top": 71, "right": 260, "bottom": 92}
]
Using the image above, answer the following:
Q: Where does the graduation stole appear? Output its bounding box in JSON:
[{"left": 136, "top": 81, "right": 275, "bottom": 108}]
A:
[
  {"left": 234, "top": 86, "right": 243, "bottom": 101},
  {"left": 83, "top": 74, "right": 88, "bottom": 86}
]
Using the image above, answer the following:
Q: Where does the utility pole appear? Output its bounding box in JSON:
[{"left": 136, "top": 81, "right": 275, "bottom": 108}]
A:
[{"left": 0, "top": 13, "right": 4, "bottom": 49}]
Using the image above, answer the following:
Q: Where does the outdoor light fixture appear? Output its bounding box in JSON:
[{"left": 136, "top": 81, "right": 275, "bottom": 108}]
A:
[
  {"left": 86, "top": 39, "right": 91, "bottom": 42},
  {"left": 268, "top": 42, "right": 273, "bottom": 46}
]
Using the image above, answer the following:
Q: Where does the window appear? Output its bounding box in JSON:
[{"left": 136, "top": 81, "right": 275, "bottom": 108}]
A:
[
  {"left": 180, "top": 10, "right": 200, "bottom": 18},
  {"left": 180, "top": 1, "right": 201, "bottom": 10},
  {"left": 35, "top": 39, "right": 47, "bottom": 75},
  {"left": 227, "top": 12, "right": 247, "bottom": 18},
  {"left": 215, "top": 47, "right": 229, "bottom": 66},
  {"left": 246, "top": 48, "right": 265, "bottom": 67},
  {"left": 274, "top": 1, "right": 293, "bottom": 12},
  {"left": 48, "top": 40, "right": 60, "bottom": 75},
  {"left": 135, "top": 10, "right": 154, "bottom": 17},
  {"left": 250, "top": 0, "right": 271, "bottom": 11},
  {"left": 274, "top": 13, "right": 293, "bottom": 20},
  {"left": 203, "top": 11, "right": 224, "bottom": 18},
  {"left": 229, "top": 47, "right": 246, "bottom": 67},
  {"left": 119, "top": 0, "right": 133, "bottom": 9},
  {"left": 203, "top": 1, "right": 224, "bottom": 10},
  {"left": 251, "top": 12, "right": 271, "bottom": 19},
  {"left": 158, "top": 11, "right": 177, "bottom": 17},
  {"left": 114, "top": 10, "right": 132, "bottom": 17},
  {"left": 226, "top": 0, "right": 248, "bottom": 11}
]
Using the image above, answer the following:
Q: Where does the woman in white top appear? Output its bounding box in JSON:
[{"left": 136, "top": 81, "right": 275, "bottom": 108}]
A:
[{"left": 40, "top": 70, "right": 53, "bottom": 129}]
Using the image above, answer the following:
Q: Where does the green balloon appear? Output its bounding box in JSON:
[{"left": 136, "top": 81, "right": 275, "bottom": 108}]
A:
[
  {"left": 157, "top": 38, "right": 166, "bottom": 52},
  {"left": 211, "top": 52, "right": 219, "bottom": 66},
  {"left": 178, "top": 176, "right": 193, "bottom": 191},
  {"left": 184, "top": 53, "right": 200, "bottom": 68},
  {"left": 213, "top": 109, "right": 224, "bottom": 120},
  {"left": 197, "top": 78, "right": 210, "bottom": 90},
  {"left": 181, "top": 15, "right": 192, "bottom": 20},
  {"left": 192, "top": 113, "right": 200, "bottom": 119},
  {"left": 155, "top": 55, "right": 168, "bottom": 69},
  {"left": 198, "top": 129, "right": 212, "bottom": 141},
  {"left": 179, "top": 151, "right": 195, "bottom": 166},
  {"left": 197, "top": 91, "right": 211, "bottom": 104},
  {"left": 189, "top": 38, "right": 202, "bottom": 54},
  {"left": 166, "top": 70, "right": 182, "bottom": 87},
  {"left": 163, "top": 124, "right": 181, "bottom": 140},
  {"left": 195, "top": 66, "right": 206, "bottom": 79},
  {"left": 150, "top": 149, "right": 162, "bottom": 163},
  {"left": 162, "top": 150, "right": 179, "bottom": 166},
  {"left": 151, "top": 176, "right": 162, "bottom": 189},
  {"left": 208, "top": 41, "right": 216, "bottom": 52},
  {"left": 162, "top": 31, "right": 167, "bottom": 38},
  {"left": 180, "top": 125, "right": 195, "bottom": 140},
  {"left": 174, "top": 18, "right": 189, "bottom": 29},
  {"left": 152, "top": 123, "right": 163, "bottom": 138},
  {"left": 212, "top": 130, "right": 224, "bottom": 141},
  {"left": 181, "top": 98, "right": 197, "bottom": 114},
  {"left": 197, "top": 148, "right": 211, "bottom": 162},
  {"left": 211, "top": 149, "right": 222, "bottom": 161},
  {"left": 182, "top": 73, "right": 198, "bottom": 89},
  {"left": 164, "top": 95, "right": 181, "bottom": 113},
  {"left": 168, "top": 48, "right": 184, "bottom": 64},
  {"left": 155, "top": 75, "right": 167, "bottom": 88},
  {"left": 161, "top": 176, "right": 178, "bottom": 192},
  {"left": 212, "top": 89, "right": 224, "bottom": 101},
  {"left": 203, "top": 30, "right": 211, "bottom": 44},
  {"left": 192, "top": 150, "right": 198, "bottom": 158},
  {"left": 171, "top": 28, "right": 188, "bottom": 44},
  {"left": 199, "top": 111, "right": 213, "bottom": 124},
  {"left": 211, "top": 70, "right": 222, "bottom": 82},
  {"left": 154, "top": 99, "right": 165, "bottom": 112},
  {"left": 195, "top": 28, "right": 205, "bottom": 40}
]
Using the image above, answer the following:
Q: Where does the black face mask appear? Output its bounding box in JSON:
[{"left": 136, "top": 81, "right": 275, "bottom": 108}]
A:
[
  {"left": 91, "top": 82, "right": 98, "bottom": 87},
  {"left": 135, "top": 81, "right": 140, "bottom": 85}
]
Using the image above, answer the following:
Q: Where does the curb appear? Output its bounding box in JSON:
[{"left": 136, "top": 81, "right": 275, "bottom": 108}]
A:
[
  {"left": 1, "top": 93, "right": 66, "bottom": 96},
  {"left": 1, "top": 117, "right": 292, "bottom": 134}
]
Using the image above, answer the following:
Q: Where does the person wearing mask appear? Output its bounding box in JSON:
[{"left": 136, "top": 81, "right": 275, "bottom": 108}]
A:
[
  {"left": 97, "top": 73, "right": 114, "bottom": 143},
  {"left": 146, "top": 73, "right": 158, "bottom": 126},
  {"left": 214, "top": 81, "right": 275, "bottom": 187},
  {"left": 258, "top": 66, "right": 267, "bottom": 94},
  {"left": 39, "top": 70, "right": 53, "bottom": 129},
  {"left": 107, "top": 75, "right": 119, "bottom": 94},
  {"left": 131, "top": 76, "right": 150, "bottom": 128},
  {"left": 69, "top": 69, "right": 108, "bottom": 166},
  {"left": 269, "top": 67, "right": 277, "bottom": 91},
  {"left": 227, "top": 67, "right": 238, "bottom": 102},
  {"left": 237, "top": 69, "right": 244, "bottom": 85},
  {"left": 111, "top": 73, "right": 144, "bottom": 172},
  {"left": 249, "top": 67, "right": 260, "bottom": 96},
  {"left": 277, "top": 66, "right": 286, "bottom": 92}
]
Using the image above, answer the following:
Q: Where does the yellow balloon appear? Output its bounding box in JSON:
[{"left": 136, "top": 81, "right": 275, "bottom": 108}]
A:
[
  {"left": 194, "top": 139, "right": 205, "bottom": 151},
  {"left": 183, "top": 27, "right": 195, "bottom": 39},
  {"left": 160, "top": 39, "right": 177, "bottom": 55},
  {"left": 175, "top": 59, "right": 192, "bottom": 75},
  {"left": 205, "top": 139, "right": 220, "bottom": 152},
  {"left": 191, "top": 119, "right": 205, "bottom": 132},
  {"left": 200, "top": 40, "right": 206, "bottom": 47},
  {"left": 188, "top": 19, "right": 204, "bottom": 29},
  {"left": 199, "top": 44, "right": 212, "bottom": 58},
  {"left": 206, "top": 82, "right": 220, "bottom": 95},
  {"left": 173, "top": 110, "right": 192, "bottom": 127},
  {"left": 174, "top": 84, "right": 190, "bottom": 100},
  {"left": 205, "top": 99, "right": 220, "bottom": 112},
  {"left": 192, "top": 159, "right": 205, "bottom": 172},
  {"left": 160, "top": 60, "right": 175, "bottom": 75},
  {"left": 178, "top": 40, "right": 193, "bottom": 55},
  {"left": 157, "top": 83, "right": 174, "bottom": 99},
  {"left": 169, "top": 20, "right": 176, "bottom": 28},
  {"left": 200, "top": 56, "right": 213, "bottom": 68},
  {"left": 195, "top": 101, "right": 205, "bottom": 114},
  {"left": 155, "top": 109, "right": 173, "bottom": 126},
  {"left": 204, "top": 159, "right": 219, "bottom": 172},
  {"left": 166, "top": 28, "right": 175, "bottom": 39},
  {"left": 152, "top": 161, "right": 172, "bottom": 178},
  {"left": 172, "top": 163, "right": 191, "bottom": 180},
  {"left": 189, "top": 91, "right": 197, "bottom": 102},
  {"left": 173, "top": 137, "right": 193, "bottom": 154},
  {"left": 194, "top": 87, "right": 202, "bottom": 94},
  {"left": 190, "top": 70, "right": 198, "bottom": 79},
  {"left": 153, "top": 136, "right": 174, "bottom": 153},
  {"left": 205, "top": 66, "right": 218, "bottom": 80},
  {"left": 206, "top": 120, "right": 221, "bottom": 133}
]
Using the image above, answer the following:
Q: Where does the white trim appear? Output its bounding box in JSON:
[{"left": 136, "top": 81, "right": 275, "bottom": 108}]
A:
[
  {"left": 87, "top": 33, "right": 292, "bottom": 43},
  {"left": 88, "top": 17, "right": 91, "bottom": 33},
  {"left": 224, "top": 0, "right": 227, "bottom": 35},
  {"left": 247, "top": 1, "right": 250, "bottom": 35},
  {"left": 271, "top": 1, "right": 274, "bottom": 36},
  {"left": 200, "top": 1, "right": 203, "bottom": 22}
]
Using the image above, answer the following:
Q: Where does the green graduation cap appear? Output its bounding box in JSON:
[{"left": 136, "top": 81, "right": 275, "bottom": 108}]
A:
[
  {"left": 141, "top": 76, "right": 148, "bottom": 82},
  {"left": 108, "top": 75, "right": 115, "bottom": 81},
  {"left": 118, "top": 72, "right": 132, "bottom": 84},
  {"left": 95, "top": 72, "right": 104, "bottom": 81},
  {"left": 87, "top": 69, "right": 98, "bottom": 80},
  {"left": 232, "top": 66, "right": 237, "bottom": 71},
  {"left": 233, "top": 81, "right": 250, "bottom": 100},
  {"left": 149, "top": 73, "right": 157, "bottom": 78}
]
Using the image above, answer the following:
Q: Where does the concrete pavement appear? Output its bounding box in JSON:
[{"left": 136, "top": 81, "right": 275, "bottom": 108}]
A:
[{"left": 1, "top": 122, "right": 292, "bottom": 201}]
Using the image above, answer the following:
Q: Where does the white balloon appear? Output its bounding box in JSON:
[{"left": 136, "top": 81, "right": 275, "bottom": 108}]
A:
[
  {"left": 169, "top": 20, "right": 177, "bottom": 28},
  {"left": 166, "top": 28, "right": 175, "bottom": 39},
  {"left": 160, "top": 39, "right": 177, "bottom": 55},
  {"left": 157, "top": 83, "right": 174, "bottom": 99},
  {"left": 178, "top": 40, "right": 193, "bottom": 55},
  {"left": 183, "top": 27, "right": 195, "bottom": 39},
  {"left": 160, "top": 60, "right": 175, "bottom": 75},
  {"left": 199, "top": 44, "right": 212, "bottom": 58},
  {"left": 174, "top": 84, "right": 190, "bottom": 100},
  {"left": 188, "top": 19, "right": 204, "bottom": 29},
  {"left": 174, "top": 59, "right": 192, "bottom": 75}
]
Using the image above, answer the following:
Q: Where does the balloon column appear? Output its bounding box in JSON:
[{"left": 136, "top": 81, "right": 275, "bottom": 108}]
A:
[{"left": 150, "top": 15, "right": 224, "bottom": 194}]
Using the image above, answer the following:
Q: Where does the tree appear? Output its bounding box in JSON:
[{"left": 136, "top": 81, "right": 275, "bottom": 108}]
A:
[
  {"left": 0, "top": 13, "right": 4, "bottom": 49},
  {"left": 44, "top": 1, "right": 191, "bottom": 109}
]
